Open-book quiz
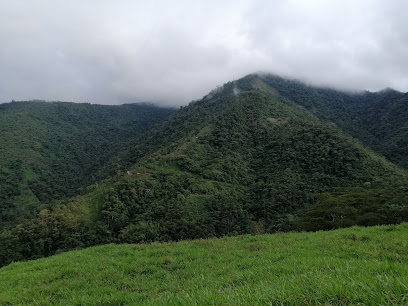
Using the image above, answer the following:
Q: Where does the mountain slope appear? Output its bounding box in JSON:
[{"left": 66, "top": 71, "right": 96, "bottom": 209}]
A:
[
  {"left": 0, "top": 101, "right": 174, "bottom": 228},
  {"left": 260, "top": 74, "right": 408, "bottom": 169},
  {"left": 96, "top": 75, "right": 407, "bottom": 239},
  {"left": 2, "top": 75, "right": 407, "bottom": 266},
  {"left": 1, "top": 223, "right": 407, "bottom": 305}
]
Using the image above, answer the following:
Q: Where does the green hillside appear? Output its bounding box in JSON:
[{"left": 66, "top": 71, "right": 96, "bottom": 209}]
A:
[
  {"left": 0, "top": 101, "right": 174, "bottom": 228},
  {"left": 2, "top": 75, "right": 408, "bottom": 267},
  {"left": 260, "top": 74, "right": 408, "bottom": 169},
  {"left": 0, "top": 223, "right": 407, "bottom": 305},
  {"left": 95, "top": 75, "right": 408, "bottom": 241}
]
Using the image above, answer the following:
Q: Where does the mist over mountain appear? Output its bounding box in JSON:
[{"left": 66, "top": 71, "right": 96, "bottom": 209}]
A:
[
  {"left": 2, "top": 1, "right": 408, "bottom": 303},
  {"left": 1, "top": 73, "right": 408, "bottom": 267},
  {"left": 259, "top": 74, "right": 408, "bottom": 169},
  {"left": 1, "top": 1, "right": 408, "bottom": 106}
]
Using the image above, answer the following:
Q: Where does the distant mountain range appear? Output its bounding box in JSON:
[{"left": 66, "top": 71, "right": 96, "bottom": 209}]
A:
[{"left": 1, "top": 74, "right": 407, "bottom": 266}]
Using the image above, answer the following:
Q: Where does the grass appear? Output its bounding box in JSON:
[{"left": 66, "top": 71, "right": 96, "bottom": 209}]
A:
[{"left": 0, "top": 224, "right": 408, "bottom": 305}]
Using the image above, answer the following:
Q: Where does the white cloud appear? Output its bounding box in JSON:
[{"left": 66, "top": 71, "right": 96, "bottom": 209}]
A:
[{"left": 0, "top": 0, "right": 407, "bottom": 106}]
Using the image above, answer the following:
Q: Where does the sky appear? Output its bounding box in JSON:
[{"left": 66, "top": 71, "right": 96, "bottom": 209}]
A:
[{"left": 1, "top": 0, "right": 407, "bottom": 106}]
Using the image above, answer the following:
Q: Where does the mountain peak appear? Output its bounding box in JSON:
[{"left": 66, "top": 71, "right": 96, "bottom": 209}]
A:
[{"left": 1, "top": 74, "right": 408, "bottom": 267}]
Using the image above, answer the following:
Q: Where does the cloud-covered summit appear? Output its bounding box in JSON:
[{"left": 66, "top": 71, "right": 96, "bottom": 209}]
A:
[{"left": 1, "top": 0, "right": 407, "bottom": 106}]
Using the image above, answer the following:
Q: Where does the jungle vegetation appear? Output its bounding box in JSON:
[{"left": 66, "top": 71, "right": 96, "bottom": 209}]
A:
[{"left": 1, "top": 74, "right": 408, "bottom": 267}]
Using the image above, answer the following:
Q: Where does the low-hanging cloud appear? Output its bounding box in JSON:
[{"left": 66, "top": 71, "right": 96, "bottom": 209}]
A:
[{"left": 0, "top": 0, "right": 407, "bottom": 106}]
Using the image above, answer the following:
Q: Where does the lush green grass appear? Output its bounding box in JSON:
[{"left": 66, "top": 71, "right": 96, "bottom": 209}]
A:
[{"left": 0, "top": 224, "right": 407, "bottom": 305}]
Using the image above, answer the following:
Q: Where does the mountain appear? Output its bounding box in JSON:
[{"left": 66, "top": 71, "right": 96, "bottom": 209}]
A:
[
  {"left": 1, "top": 74, "right": 407, "bottom": 266},
  {"left": 1, "top": 223, "right": 407, "bottom": 305},
  {"left": 259, "top": 74, "right": 408, "bottom": 169},
  {"left": 0, "top": 101, "right": 175, "bottom": 228}
]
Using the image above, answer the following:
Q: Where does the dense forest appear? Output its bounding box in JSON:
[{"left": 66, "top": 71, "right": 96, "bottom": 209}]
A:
[
  {"left": 260, "top": 75, "right": 408, "bottom": 169},
  {"left": 0, "top": 101, "right": 174, "bottom": 228},
  {"left": 1, "top": 75, "right": 408, "bottom": 267}
]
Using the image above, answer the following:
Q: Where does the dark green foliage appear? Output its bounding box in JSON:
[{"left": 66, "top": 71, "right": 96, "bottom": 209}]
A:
[
  {"left": 0, "top": 205, "right": 92, "bottom": 266},
  {"left": 99, "top": 171, "right": 248, "bottom": 243},
  {"left": 260, "top": 74, "right": 408, "bottom": 169},
  {"left": 75, "top": 77, "right": 408, "bottom": 245},
  {"left": 0, "top": 101, "right": 174, "bottom": 228},
  {"left": 0, "top": 161, "right": 25, "bottom": 223},
  {"left": 294, "top": 188, "right": 408, "bottom": 231},
  {"left": 1, "top": 75, "right": 408, "bottom": 267}
]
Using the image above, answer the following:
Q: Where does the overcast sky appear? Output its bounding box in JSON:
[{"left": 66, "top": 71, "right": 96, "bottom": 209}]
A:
[{"left": 1, "top": 0, "right": 407, "bottom": 106}]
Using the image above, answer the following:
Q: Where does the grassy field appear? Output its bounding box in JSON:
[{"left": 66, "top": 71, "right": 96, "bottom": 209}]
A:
[{"left": 0, "top": 224, "right": 407, "bottom": 305}]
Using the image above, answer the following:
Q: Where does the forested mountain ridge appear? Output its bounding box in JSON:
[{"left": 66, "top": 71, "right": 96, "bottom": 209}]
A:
[
  {"left": 1, "top": 74, "right": 407, "bottom": 267},
  {"left": 0, "top": 101, "right": 175, "bottom": 228},
  {"left": 260, "top": 74, "right": 408, "bottom": 169}
]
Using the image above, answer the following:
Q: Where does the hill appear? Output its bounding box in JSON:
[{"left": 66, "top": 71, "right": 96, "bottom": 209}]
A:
[
  {"left": 94, "top": 75, "right": 408, "bottom": 239},
  {"left": 1, "top": 75, "right": 407, "bottom": 267},
  {"left": 260, "top": 74, "right": 408, "bottom": 169},
  {"left": 0, "top": 223, "right": 407, "bottom": 305},
  {"left": 0, "top": 101, "right": 174, "bottom": 228}
]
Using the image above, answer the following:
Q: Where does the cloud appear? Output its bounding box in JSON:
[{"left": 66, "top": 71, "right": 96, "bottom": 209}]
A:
[{"left": 0, "top": 0, "right": 407, "bottom": 106}]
